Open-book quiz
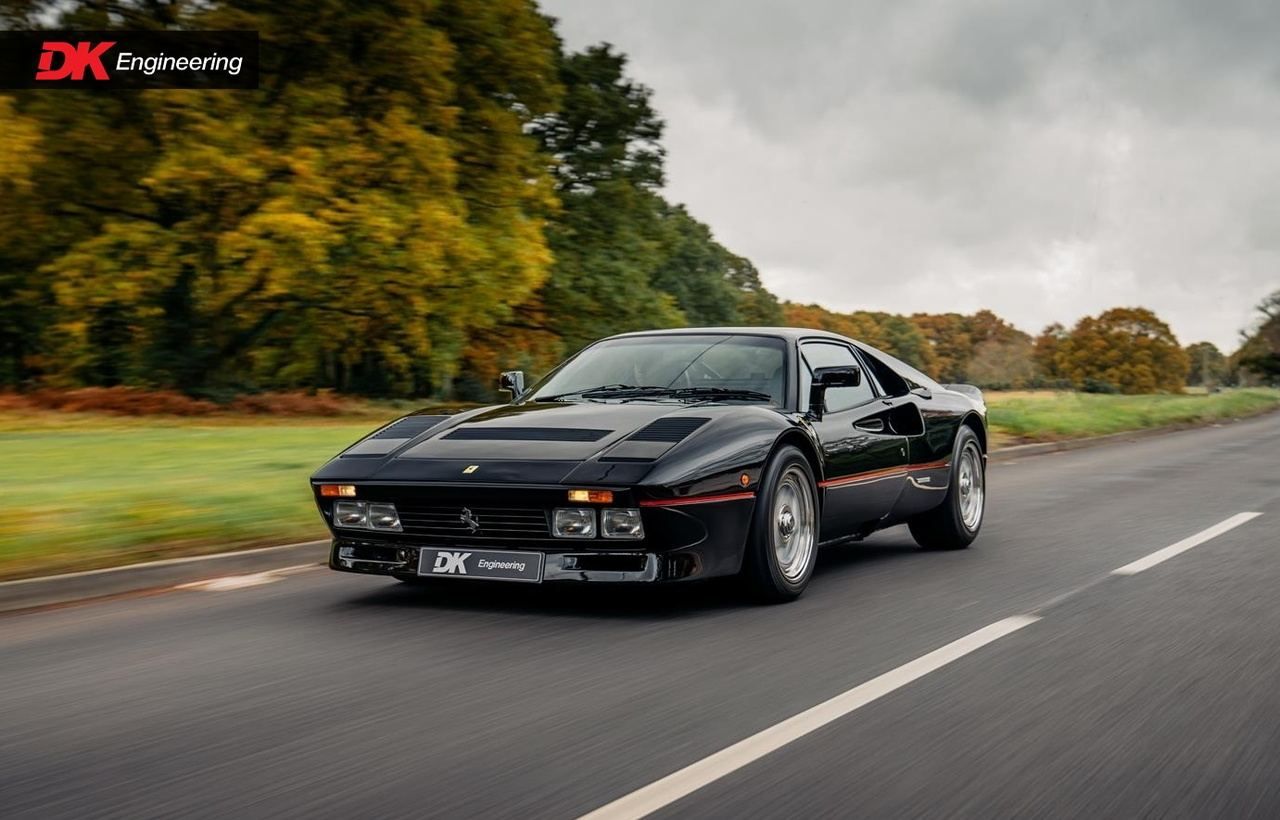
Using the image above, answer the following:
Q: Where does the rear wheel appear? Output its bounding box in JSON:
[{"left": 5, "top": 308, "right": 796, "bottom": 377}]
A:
[
  {"left": 908, "top": 426, "right": 984, "bottom": 550},
  {"left": 740, "top": 446, "right": 819, "bottom": 603}
]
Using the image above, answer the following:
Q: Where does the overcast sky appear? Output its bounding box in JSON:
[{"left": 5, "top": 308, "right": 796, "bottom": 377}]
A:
[{"left": 541, "top": 0, "right": 1280, "bottom": 351}]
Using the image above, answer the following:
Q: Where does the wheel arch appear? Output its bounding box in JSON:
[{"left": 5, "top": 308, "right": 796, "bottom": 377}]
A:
[
  {"left": 959, "top": 412, "right": 987, "bottom": 453},
  {"left": 769, "top": 428, "right": 824, "bottom": 498}
]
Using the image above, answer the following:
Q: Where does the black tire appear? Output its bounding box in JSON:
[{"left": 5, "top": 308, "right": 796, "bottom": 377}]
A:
[
  {"left": 908, "top": 426, "right": 984, "bottom": 550},
  {"left": 740, "top": 445, "right": 820, "bottom": 603}
]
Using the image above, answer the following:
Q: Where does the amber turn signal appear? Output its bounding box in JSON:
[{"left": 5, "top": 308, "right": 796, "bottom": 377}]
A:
[
  {"left": 320, "top": 484, "right": 357, "bottom": 497},
  {"left": 567, "top": 489, "right": 613, "bottom": 504}
]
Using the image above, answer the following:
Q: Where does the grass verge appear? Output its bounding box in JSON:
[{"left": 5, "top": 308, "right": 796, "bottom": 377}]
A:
[
  {"left": 2, "top": 420, "right": 394, "bottom": 580},
  {"left": 3, "top": 388, "right": 1278, "bottom": 580},
  {"left": 986, "top": 388, "right": 1280, "bottom": 447}
]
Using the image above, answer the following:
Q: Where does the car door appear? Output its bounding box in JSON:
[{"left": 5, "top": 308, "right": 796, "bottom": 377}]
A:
[{"left": 799, "top": 341, "right": 910, "bottom": 540}]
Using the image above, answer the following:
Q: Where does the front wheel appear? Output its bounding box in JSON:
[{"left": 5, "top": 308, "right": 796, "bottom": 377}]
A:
[
  {"left": 908, "top": 426, "right": 985, "bottom": 550},
  {"left": 740, "top": 445, "right": 819, "bottom": 603}
]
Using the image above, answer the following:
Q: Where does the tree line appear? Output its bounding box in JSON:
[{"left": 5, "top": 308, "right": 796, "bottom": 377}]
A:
[
  {"left": 0, "top": 0, "right": 1274, "bottom": 400},
  {"left": 790, "top": 298, "right": 1279, "bottom": 394}
]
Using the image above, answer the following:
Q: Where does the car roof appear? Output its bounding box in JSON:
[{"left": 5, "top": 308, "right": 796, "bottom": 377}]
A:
[{"left": 603, "top": 326, "right": 849, "bottom": 343}]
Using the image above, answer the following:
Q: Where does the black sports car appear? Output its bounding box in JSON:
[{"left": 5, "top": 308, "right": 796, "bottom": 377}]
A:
[{"left": 311, "top": 328, "right": 987, "bottom": 601}]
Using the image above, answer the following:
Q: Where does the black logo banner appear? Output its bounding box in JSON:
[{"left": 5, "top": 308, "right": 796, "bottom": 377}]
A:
[{"left": 0, "top": 30, "right": 259, "bottom": 89}]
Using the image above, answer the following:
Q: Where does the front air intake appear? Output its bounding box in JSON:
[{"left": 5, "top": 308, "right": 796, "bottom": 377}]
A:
[
  {"left": 371, "top": 415, "right": 449, "bottom": 439},
  {"left": 442, "top": 427, "right": 610, "bottom": 442},
  {"left": 626, "top": 417, "right": 710, "bottom": 443}
]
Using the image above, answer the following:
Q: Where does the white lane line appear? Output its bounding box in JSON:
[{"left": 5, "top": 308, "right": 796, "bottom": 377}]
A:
[
  {"left": 577, "top": 615, "right": 1040, "bottom": 820},
  {"left": 177, "top": 564, "right": 318, "bottom": 592},
  {"left": 1112, "top": 512, "right": 1263, "bottom": 576}
]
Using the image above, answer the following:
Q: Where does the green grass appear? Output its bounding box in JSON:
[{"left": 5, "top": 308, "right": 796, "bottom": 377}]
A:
[
  {"left": 3, "top": 388, "right": 1278, "bottom": 580},
  {"left": 987, "top": 388, "right": 1280, "bottom": 446},
  {"left": 2, "top": 419, "right": 392, "bottom": 580}
]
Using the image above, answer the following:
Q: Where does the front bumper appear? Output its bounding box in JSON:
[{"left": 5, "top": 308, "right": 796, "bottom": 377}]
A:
[
  {"left": 331, "top": 538, "right": 687, "bottom": 583},
  {"left": 320, "top": 485, "right": 757, "bottom": 584}
]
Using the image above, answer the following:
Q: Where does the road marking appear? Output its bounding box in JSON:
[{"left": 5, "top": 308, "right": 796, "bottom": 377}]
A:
[
  {"left": 1111, "top": 512, "right": 1263, "bottom": 576},
  {"left": 577, "top": 615, "right": 1040, "bottom": 820},
  {"left": 177, "top": 564, "right": 317, "bottom": 592}
]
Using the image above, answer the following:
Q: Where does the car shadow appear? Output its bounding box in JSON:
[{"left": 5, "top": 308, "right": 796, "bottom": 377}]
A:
[{"left": 330, "top": 532, "right": 925, "bottom": 620}]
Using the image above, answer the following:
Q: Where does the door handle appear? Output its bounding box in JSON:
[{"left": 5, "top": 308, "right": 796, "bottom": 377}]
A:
[{"left": 854, "top": 418, "right": 886, "bottom": 433}]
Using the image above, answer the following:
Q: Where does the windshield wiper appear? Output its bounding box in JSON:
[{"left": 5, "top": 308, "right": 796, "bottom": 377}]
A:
[
  {"left": 668, "top": 387, "right": 774, "bottom": 402},
  {"left": 534, "top": 384, "right": 668, "bottom": 402}
]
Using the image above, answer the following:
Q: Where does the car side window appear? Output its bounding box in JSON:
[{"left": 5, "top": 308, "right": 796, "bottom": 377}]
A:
[
  {"left": 800, "top": 342, "right": 876, "bottom": 413},
  {"left": 855, "top": 345, "right": 937, "bottom": 396}
]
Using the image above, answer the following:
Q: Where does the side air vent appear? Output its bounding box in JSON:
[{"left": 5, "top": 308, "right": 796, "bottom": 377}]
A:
[
  {"left": 442, "top": 427, "right": 610, "bottom": 442},
  {"left": 626, "top": 417, "right": 710, "bottom": 443},
  {"left": 371, "top": 415, "right": 449, "bottom": 440}
]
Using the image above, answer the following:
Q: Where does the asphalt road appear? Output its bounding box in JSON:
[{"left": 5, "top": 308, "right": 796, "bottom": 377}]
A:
[{"left": 3, "top": 413, "right": 1279, "bottom": 819}]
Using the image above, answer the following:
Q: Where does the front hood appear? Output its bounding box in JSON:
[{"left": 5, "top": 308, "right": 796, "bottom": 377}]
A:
[
  {"left": 312, "top": 401, "right": 737, "bottom": 485},
  {"left": 396, "top": 402, "right": 696, "bottom": 461}
]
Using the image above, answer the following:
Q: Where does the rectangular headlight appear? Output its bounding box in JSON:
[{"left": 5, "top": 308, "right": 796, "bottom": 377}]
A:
[
  {"left": 334, "top": 500, "right": 368, "bottom": 529},
  {"left": 553, "top": 507, "right": 596, "bottom": 538},
  {"left": 601, "top": 508, "right": 644, "bottom": 539},
  {"left": 368, "top": 502, "right": 402, "bottom": 532}
]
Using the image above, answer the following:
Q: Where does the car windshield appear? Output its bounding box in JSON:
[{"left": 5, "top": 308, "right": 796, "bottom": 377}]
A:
[{"left": 529, "top": 334, "right": 788, "bottom": 406}]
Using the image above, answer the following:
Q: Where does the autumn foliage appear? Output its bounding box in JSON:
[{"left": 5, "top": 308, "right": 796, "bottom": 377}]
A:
[
  {"left": 0, "top": 387, "right": 362, "bottom": 416},
  {"left": 1045, "top": 308, "right": 1189, "bottom": 394},
  {"left": 0, "top": 1, "right": 777, "bottom": 400}
]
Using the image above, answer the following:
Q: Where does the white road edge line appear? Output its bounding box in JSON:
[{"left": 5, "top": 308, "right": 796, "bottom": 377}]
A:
[
  {"left": 176, "top": 564, "right": 319, "bottom": 592},
  {"left": 577, "top": 614, "right": 1040, "bottom": 820},
  {"left": 1112, "top": 512, "right": 1263, "bottom": 576}
]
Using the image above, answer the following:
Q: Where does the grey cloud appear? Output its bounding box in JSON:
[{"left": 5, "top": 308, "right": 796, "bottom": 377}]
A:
[{"left": 542, "top": 0, "right": 1280, "bottom": 349}]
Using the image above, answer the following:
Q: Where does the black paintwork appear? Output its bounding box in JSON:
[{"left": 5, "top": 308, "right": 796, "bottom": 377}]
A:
[{"left": 311, "top": 327, "right": 987, "bottom": 583}]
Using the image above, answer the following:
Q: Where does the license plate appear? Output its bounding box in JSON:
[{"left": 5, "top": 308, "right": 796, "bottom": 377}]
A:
[{"left": 417, "top": 548, "right": 543, "bottom": 583}]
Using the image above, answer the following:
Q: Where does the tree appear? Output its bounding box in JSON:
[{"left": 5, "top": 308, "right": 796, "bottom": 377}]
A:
[
  {"left": 0, "top": 95, "right": 45, "bottom": 385},
  {"left": 1055, "top": 308, "right": 1189, "bottom": 393},
  {"left": 966, "top": 337, "right": 1036, "bottom": 389},
  {"left": 910, "top": 313, "right": 971, "bottom": 383},
  {"left": 1235, "top": 290, "right": 1280, "bottom": 385},
  {"left": 474, "top": 41, "right": 779, "bottom": 386},
  {"left": 528, "top": 43, "right": 685, "bottom": 353},
  {"left": 1033, "top": 323, "right": 1069, "bottom": 383},
  {"left": 6, "top": 0, "right": 563, "bottom": 396},
  {"left": 910, "top": 310, "right": 1031, "bottom": 383},
  {"left": 782, "top": 303, "right": 936, "bottom": 371},
  {"left": 1184, "top": 342, "right": 1227, "bottom": 388}
]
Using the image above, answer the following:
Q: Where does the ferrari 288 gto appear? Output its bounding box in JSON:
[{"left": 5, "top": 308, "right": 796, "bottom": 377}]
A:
[{"left": 312, "top": 328, "right": 987, "bottom": 602}]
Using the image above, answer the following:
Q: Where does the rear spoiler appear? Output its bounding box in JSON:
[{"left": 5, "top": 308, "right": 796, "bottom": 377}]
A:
[{"left": 942, "top": 383, "right": 984, "bottom": 401}]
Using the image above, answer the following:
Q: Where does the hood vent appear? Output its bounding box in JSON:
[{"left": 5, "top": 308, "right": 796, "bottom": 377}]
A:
[
  {"left": 371, "top": 415, "right": 449, "bottom": 440},
  {"left": 626, "top": 417, "right": 709, "bottom": 443},
  {"left": 443, "top": 427, "right": 610, "bottom": 442}
]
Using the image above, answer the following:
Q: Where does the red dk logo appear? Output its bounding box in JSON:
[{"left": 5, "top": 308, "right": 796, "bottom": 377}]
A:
[{"left": 35, "top": 41, "right": 116, "bottom": 81}]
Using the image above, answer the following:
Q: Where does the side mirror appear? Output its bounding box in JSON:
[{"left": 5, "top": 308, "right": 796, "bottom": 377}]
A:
[
  {"left": 498, "top": 370, "right": 526, "bottom": 400},
  {"left": 910, "top": 385, "right": 932, "bottom": 400},
  {"left": 808, "top": 365, "right": 861, "bottom": 419},
  {"left": 814, "top": 365, "right": 862, "bottom": 388}
]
